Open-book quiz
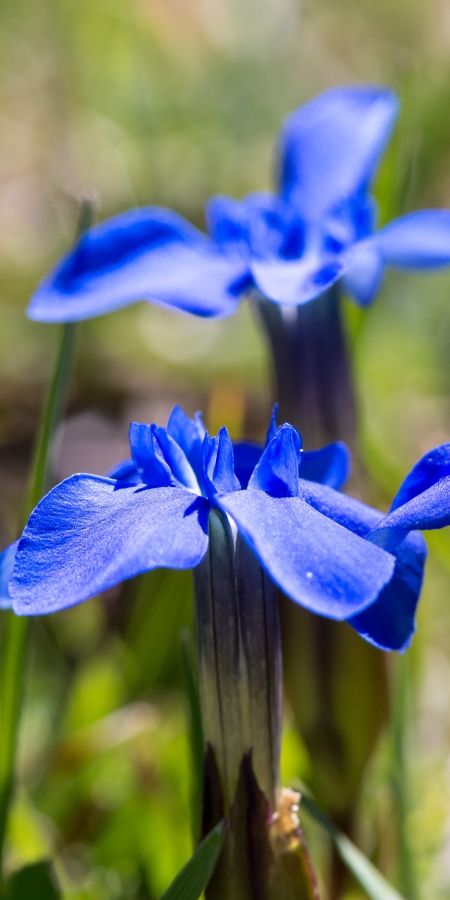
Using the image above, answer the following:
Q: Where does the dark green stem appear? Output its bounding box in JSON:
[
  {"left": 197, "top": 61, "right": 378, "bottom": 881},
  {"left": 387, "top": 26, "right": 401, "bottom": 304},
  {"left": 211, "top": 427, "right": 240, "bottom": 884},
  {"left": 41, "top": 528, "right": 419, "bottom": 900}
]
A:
[{"left": 0, "top": 197, "right": 95, "bottom": 873}]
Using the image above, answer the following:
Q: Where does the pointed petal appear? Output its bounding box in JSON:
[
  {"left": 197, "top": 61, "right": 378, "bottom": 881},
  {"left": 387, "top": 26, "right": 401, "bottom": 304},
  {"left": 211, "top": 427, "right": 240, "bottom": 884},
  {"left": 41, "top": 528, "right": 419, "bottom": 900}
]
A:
[
  {"left": 248, "top": 424, "right": 300, "bottom": 497},
  {"left": 0, "top": 541, "right": 18, "bottom": 610},
  {"left": 375, "top": 210, "right": 450, "bottom": 268},
  {"left": 300, "top": 442, "right": 351, "bottom": 490},
  {"left": 265, "top": 404, "right": 279, "bottom": 445},
  {"left": 391, "top": 443, "right": 450, "bottom": 511},
  {"left": 10, "top": 476, "right": 209, "bottom": 615},
  {"left": 217, "top": 490, "right": 395, "bottom": 619},
  {"left": 349, "top": 530, "right": 426, "bottom": 651},
  {"left": 202, "top": 428, "right": 240, "bottom": 499},
  {"left": 341, "top": 238, "right": 385, "bottom": 306},
  {"left": 278, "top": 85, "right": 398, "bottom": 219},
  {"left": 27, "top": 208, "right": 249, "bottom": 323},
  {"left": 129, "top": 422, "right": 173, "bottom": 487},
  {"left": 152, "top": 426, "right": 200, "bottom": 492},
  {"left": 369, "top": 475, "right": 450, "bottom": 552}
]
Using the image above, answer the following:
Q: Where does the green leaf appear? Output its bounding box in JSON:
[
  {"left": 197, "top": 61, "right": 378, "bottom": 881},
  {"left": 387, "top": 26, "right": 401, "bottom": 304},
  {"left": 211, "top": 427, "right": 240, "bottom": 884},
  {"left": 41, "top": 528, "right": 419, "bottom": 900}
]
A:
[
  {"left": 300, "top": 795, "right": 405, "bottom": 900},
  {"left": 159, "top": 820, "right": 227, "bottom": 900},
  {"left": 3, "top": 860, "right": 61, "bottom": 899}
]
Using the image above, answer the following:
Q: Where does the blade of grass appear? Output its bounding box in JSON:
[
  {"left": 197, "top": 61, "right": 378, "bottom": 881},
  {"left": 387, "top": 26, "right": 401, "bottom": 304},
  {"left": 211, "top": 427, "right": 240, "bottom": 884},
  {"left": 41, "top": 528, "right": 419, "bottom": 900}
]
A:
[
  {"left": 159, "top": 820, "right": 227, "bottom": 900},
  {"left": 300, "top": 794, "right": 405, "bottom": 900},
  {"left": 0, "top": 196, "right": 95, "bottom": 875}
]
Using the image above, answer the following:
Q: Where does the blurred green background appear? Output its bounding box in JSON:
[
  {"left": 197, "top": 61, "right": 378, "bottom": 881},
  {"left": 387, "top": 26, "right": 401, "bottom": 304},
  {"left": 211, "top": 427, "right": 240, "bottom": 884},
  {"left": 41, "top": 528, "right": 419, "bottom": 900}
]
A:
[{"left": 2, "top": 0, "right": 450, "bottom": 897}]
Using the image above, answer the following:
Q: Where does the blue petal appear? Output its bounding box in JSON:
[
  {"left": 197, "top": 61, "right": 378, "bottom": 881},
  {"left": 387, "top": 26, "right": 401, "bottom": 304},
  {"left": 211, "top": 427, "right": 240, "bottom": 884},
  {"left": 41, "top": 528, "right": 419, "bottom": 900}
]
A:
[
  {"left": 349, "top": 531, "right": 426, "bottom": 651},
  {"left": 249, "top": 244, "right": 346, "bottom": 306},
  {"left": 105, "top": 459, "right": 142, "bottom": 484},
  {"left": 375, "top": 210, "right": 450, "bottom": 268},
  {"left": 129, "top": 423, "right": 173, "bottom": 487},
  {"left": 217, "top": 490, "right": 395, "bottom": 619},
  {"left": 341, "top": 238, "right": 385, "bottom": 306},
  {"left": 0, "top": 541, "right": 18, "bottom": 610},
  {"left": 232, "top": 442, "right": 263, "bottom": 489},
  {"left": 278, "top": 85, "right": 398, "bottom": 220},
  {"left": 152, "top": 426, "right": 200, "bottom": 492},
  {"left": 248, "top": 424, "right": 301, "bottom": 498},
  {"left": 300, "top": 442, "right": 351, "bottom": 490},
  {"left": 167, "top": 405, "right": 206, "bottom": 486},
  {"left": 391, "top": 443, "right": 450, "bottom": 511},
  {"left": 297, "top": 476, "right": 380, "bottom": 535},
  {"left": 10, "top": 476, "right": 209, "bottom": 615},
  {"left": 369, "top": 475, "right": 450, "bottom": 552},
  {"left": 27, "top": 208, "right": 249, "bottom": 323},
  {"left": 202, "top": 428, "right": 241, "bottom": 499},
  {"left": 265, "top": 404, "right": 279, "bottom": 445}
]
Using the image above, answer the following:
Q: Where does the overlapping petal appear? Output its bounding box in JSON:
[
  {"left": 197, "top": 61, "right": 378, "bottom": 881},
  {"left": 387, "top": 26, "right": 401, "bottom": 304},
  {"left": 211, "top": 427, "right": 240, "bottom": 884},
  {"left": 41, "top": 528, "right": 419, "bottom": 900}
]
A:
[
  {"left": 9, "top": 476, "right": 209, "bottom": 615},
  {"left": 248, "top": 425, "right": 301, "bottom": 497},
  {"left": 202, "top": 428, "right": 241, "bottom": 499},
  {"left": 299, "top": 441, "right": 351, "bottom": 490},
  {"left": 216, "top": 489, "right": 395, "bottom": 620},
  {"left": 341, "top": 239, "right": 385, "bottom": 306},
  {"left": 349, "top": 530, "right": 426, "bottom": 651},
  {"left": 369, "top": 475, "right": 450, "bottom": 552},
  {"left": 390, "top": 443, "right": 450, "bottom": 511},
  {"left": 28, "top": 208, "right": 249, "bottom": 323},
  {"left": 278, "top": 85, "right": 398, "bottom": 220}
]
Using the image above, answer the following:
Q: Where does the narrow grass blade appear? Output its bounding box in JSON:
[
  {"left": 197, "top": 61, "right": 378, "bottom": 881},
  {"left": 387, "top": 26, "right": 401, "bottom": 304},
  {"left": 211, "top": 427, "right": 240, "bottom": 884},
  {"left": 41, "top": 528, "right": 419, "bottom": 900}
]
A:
[
  {"left": 300, "top": 794, "right": 405, "bottom": 900},
  {"left": 159, "top": 819, "right": 227, "bottom": 900},
  {"left": 0, "top": 196, "right": 95, "bottom": 876}
]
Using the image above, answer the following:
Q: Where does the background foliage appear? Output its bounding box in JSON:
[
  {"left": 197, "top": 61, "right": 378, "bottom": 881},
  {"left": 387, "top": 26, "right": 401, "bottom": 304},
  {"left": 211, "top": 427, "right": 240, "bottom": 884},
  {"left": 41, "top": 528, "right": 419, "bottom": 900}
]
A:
[{"left": 1, "top": 0, "right": 450, "bottom": 896}]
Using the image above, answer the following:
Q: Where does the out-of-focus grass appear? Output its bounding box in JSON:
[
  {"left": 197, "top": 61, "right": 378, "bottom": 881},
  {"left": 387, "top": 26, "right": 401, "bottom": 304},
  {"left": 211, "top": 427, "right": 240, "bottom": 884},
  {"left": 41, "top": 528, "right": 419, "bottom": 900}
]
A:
[{"left": 1, "top": 0, "right": 450, "bottom": 897}]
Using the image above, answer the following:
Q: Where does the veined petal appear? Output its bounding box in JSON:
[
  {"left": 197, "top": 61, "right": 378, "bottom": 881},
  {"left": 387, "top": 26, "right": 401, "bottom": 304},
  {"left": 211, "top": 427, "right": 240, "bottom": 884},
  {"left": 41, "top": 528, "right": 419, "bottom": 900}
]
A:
[
  {"left": 369, "top": 475, "right": 450, "bottom": 552},
  {"left": 10, "top": 476, "right": 209, "bottom": 615},
  {"left": 202, "top": 428, "right": 241, "bottom": 499},
  {"left": 0, "top": 541, "right": 18, "bottom": 610},
  {"left": 391, "top": 443, "right": 450, "bottom": 511},
  {"left": 300, "top": 442, "right": 351, "bottom": 490},
  {"left": 278, "top": 85, "right": 398, "bottom": 220},
  {"left": 341, "top": 238, "right": 385, "bottom": 306},
  {"left": 27, "top": 208, "right": 249, "bottom": 323},
  {"left": 349, "top": 530, "right": 426, "bottom": 651},
  {"left": 248, "top": 424, "right": 300, "bottom": 497},
  {"left": 375, "top": 210, "right": 450, "bottom": 268},
  {"left": 217, "top": 490, "right": 395, "bottom": 619}
]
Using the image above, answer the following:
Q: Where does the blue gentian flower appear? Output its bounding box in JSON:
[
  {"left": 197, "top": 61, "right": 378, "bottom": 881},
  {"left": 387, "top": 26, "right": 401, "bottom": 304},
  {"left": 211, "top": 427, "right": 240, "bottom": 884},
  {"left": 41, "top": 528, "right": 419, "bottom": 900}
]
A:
[
  {"left": 27, "top": 85, "right": 450, "bottom": 323},
  {"left": 6, "top": 405, "right": 435, "bottom": 654}
]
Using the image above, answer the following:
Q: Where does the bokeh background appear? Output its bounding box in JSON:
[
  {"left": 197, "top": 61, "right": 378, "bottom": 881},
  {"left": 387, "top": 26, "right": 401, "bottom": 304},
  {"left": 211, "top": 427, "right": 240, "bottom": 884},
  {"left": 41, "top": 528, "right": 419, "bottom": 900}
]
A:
[{"left": 2, "top": 0, "right": 450, "bottom": 897}]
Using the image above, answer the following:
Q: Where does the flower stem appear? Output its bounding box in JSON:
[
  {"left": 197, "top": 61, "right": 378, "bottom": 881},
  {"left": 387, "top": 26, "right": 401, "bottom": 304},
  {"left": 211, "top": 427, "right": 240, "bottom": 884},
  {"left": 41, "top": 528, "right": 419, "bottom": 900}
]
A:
[{"left": 0, "top": 196, "right": 95, "bottom": 873}]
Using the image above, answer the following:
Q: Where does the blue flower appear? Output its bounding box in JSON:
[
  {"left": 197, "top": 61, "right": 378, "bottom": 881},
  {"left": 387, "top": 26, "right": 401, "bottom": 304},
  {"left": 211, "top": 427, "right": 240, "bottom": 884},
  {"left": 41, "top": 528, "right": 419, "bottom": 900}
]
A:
[
  {"left": 28, "top": 85, "right": 450, "bottom": 323},
  {"left": 6, "top": 404, "right": 434, "bottom": 654}
]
